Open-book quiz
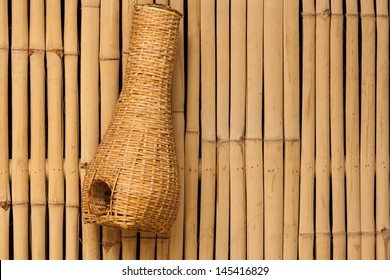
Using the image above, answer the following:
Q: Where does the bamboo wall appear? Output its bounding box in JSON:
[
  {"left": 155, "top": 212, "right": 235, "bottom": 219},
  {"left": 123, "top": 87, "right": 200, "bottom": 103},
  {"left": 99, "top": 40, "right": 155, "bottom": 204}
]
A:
[{"left": 0, "top": 0, "right": 389, "bottom": 260}]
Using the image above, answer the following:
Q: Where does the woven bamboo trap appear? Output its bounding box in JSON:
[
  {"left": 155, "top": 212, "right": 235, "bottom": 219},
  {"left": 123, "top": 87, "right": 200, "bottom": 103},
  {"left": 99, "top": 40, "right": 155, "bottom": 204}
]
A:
[{"left": 81, "top": 3, "right": 182, "bottom": 234}]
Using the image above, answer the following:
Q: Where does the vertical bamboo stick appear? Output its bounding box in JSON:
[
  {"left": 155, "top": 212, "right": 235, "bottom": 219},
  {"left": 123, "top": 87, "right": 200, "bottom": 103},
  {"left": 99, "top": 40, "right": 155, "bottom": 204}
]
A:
[
  {"left": 330, "top": 0, "right": 346, "bottom": 260},
  {"left": 0, "top": 0, "right": 10, "bottom": 260},
  {"left": 345, "top": 0, "right": 361, "bottom": 260},
  {"left": 230, "top": 0, "right": 246, "bottom": 261},
  {"left": 121, "top": 0, "right": 137, "bottom": 260},
  {"left": 283, "top": 0, "right": 300, "bottom": 260},
  {"left": 137, "top": 0, "right": 157, "bottom": 261},
  {"left": 360, "top": 0, "right": 376, "bottom": 260},
  {"left": 215, "top": 0, "right": 230, "bottom": 260},
  {"left": 199, "top": 0, "right": 216, "bottom": 260},
  {"left": 64, "top": 0, "right": 80, "bottom": 260},
  {"left": 11, "top": 0, "right": 29, "bottom": 260},
  {"left": 264, "top": 0, "right": 283, "bottom": 260},
  {"left": 139, "top": 233, "right": 156, "bottom": 260},
  {"left": 184, "top": 0, "right": 200, "bottom": 260},
  {"left": 376, "top": 0, "right": 390, "bottom": 260},
  {"left": 121, "top": 231, "right": 137, "bottom": 260},
  {"left": 46, "top": 0, "right": 64, "bottom": 260},
  {"left": 315, "top": 0, "right": 331, "bottom": 260},
  {"left": 299, "top": 0, "right": 315, "bottom": 260},
  {"left": 157, "top": 236, "right": 169, "bottom": 260},
  {"left": 81, "top": 0, "right": 101, "bottom": 260},
  {"left": 121, "top": 0, "right": 133, "bottom": 82},
  {"left": 169, "top": 0, "right": 185, "bottom": 260},
  {"left": 29, "top": 0, "right": 46, "bottom": 260},
  {"left": 246, "top": 0, "right": 263, "bottom": 260},
  {"left": 100, "top": 0, "right": 121, "bottom": 260}
]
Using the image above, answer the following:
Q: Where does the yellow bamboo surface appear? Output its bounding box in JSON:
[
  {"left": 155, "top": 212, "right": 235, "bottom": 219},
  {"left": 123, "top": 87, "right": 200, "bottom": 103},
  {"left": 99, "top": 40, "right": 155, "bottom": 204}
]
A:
[
  {"left": 64, "top": 0, "right": 80, "bottom": 260},
  {"left": 80, "top": 0, "right": 101, "bottom": 260},
  {"left": 0, "top": 0, "right": 389, "bottom": 260},
  {"left": 376, "top": 0, "right": 390, "bottom": 260},
  {"left": 199, "top": 0, "right": 216, "bottom": 260},
  {"left": 264, "top": 0, "right": 284, "bottom": 260},
  {"left": 215, "top": 0, "right": 230, "bottom": 260},
  {"left": 330, "top": 0, "right": 346, "bottom": 260},
  {"left": 360, "top": 0, "right": 376, "bottom": 260},
  {"left": 315, "top": 0, "right": 331, "bottom": 260},
  {"left": 30, "top": 0, "right": 46, "bottom": 260},
  {"left": 46, "top": 0, "right": 64, "bottom": 260},
  {"left": 299, "top": 0, "right": 315, "bottom": 260},
  {"left": 11, "top": 0, "right": 29, "bottom": 260},
  {"left": 0, "top": 0, "right": 10, "bottom": 261},
  {"left": 169, "top": 0, "right": 185, "bottom": 260},
  {"left": 346, "top": 0, "right": 361, "bottom": 260},
  {"left": 184, "top": 0, "right": 200, "bottom": 260},
  {"left": 283, "top": 0, "right": 300, "bottom": 260}
]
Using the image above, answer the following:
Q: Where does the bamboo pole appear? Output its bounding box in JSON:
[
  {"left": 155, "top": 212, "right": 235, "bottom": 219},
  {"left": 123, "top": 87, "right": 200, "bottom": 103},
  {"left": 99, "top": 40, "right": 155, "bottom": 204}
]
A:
[
  {"left": 121, "top": 0, "right": 137, "bottom": 260},
  {"left": 29, "top": 0, "right": 46, "bottom": 260},
  {"left": 11, "top": 0, "right": 29, "bottom": 260},
  {"left": 81, "top": 0, "right": 101, "bottom": 260},
  {"left": 230, "top": 0, "right": 246, "bottom": 261},
  {"left": 157, "top": 236, "right": 169, "bottom": 260},
  {"left": 46, "top": 0, "right": 64, "bottom": 260},
  {"left": 360, "top": 0, "right": 376, "bottom": 260},
  {"left": 199, "top": 0, "right": 216, "bottom": 260},
  {"left": 345, "top": 0, "right": 361, "bottom": 260},
  {"left": 246, "top": 0, "right": 263, "bottom": 260},
  {"left": 283, "top": 0, "right": 300, "bottom": 260},
  {"left": 169, "top": 0, "right": 185, "bottom": 260},
  {"left": 100, "top": 0, "right": 121, "bottom": 260},
  {"left": 215, "top": 0, "right": 230, "bottom": 260},
  {"left": 136, "top": 0, "right": 157, "bottom": 261},
  {"left": 64, "top": 0, "right": 80, "bottom": 260},
  {"left": 330, "top": 0, "right": 346, "bottom": 260},
  {"left": 299, "top": 0, "right": 315, "bottom": 260},
  {"left": 184, "top": 0, "right": 200, "bottom": 260},
  {"left": 121, "top": 231, "right": 137, "bottom": 260},
  {"left": 121, "top": 0, "right": 133, "bottom": 82},
  {"left": 315, "top": 0, "right": 331, "bottom": 260},
  {"left": 139, "top": 232, "right": 156, "bottom": 260},
  {"left": 375, "top": 0, "right": 390, "bottom": 260},
  {"left": 0, "top": 0, "right": 10, "bottom": 260},
  {"left": 264, "top": 0, "right": 283, "bottom": 260}
]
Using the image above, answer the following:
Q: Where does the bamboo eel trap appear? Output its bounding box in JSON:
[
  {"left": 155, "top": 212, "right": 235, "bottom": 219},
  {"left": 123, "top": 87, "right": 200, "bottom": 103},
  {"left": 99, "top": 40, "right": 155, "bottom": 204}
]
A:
[{"left": 82, "top": 3, "right": 182, "bottom": 235}]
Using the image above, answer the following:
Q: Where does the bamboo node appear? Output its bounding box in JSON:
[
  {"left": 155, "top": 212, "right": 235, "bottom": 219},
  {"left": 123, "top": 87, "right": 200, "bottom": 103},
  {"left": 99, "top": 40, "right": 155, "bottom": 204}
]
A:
[
  {"left": 301, "top": 12, "right": 316, "bottom": 18},
  {"left": 99, "top": 57, "right": 120, "bottom": 62},
  {"left": 381, "top": 228, "right": 390, "bottom": 239},
  {"left": 319, "top": 9, "right": 331, "bottom": 18},
  {"left": 47, "top": 49, "right": 64, "bottom": 59},
  {"left": 361, "top": 231, "right": 376, "bottom": 236},
  {"left": 376, "top": 14, "right": 389, "bottom": 18},
  {"left": 360, "top": 13, "right": 376, "bottom": 18},
  {"left": 102, "top": 240, "right": 121, "bottom": 252},
  {"left": 0, "top": 201, "right": 11, "bottom": 210},
  {"left": 345, "top": 13, "right": 359, "bottom": 18},
  {"left": 80, "top": 162, "right": 89, "bottom": 169},
  {"left": 28, "top": 49, "right": 45, "bottom": 57}
]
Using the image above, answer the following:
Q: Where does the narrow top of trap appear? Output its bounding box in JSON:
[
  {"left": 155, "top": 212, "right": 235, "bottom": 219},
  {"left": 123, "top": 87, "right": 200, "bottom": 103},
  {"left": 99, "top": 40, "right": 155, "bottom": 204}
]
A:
[{"left": 135, "top": 3, "right": 183, "bottom": 19}]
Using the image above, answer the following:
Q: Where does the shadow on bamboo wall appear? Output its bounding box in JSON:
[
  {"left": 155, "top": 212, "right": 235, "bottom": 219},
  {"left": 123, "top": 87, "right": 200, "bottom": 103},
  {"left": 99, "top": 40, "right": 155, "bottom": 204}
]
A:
[{"left": 0, "top": 0, "right": 389, "bottom": 260}]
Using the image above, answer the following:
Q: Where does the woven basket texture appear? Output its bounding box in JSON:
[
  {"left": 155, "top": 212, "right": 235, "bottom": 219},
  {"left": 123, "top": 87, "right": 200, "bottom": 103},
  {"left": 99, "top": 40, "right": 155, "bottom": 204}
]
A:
[{"left": 81, "top": 4, "right": 182, "bottom": 234}]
